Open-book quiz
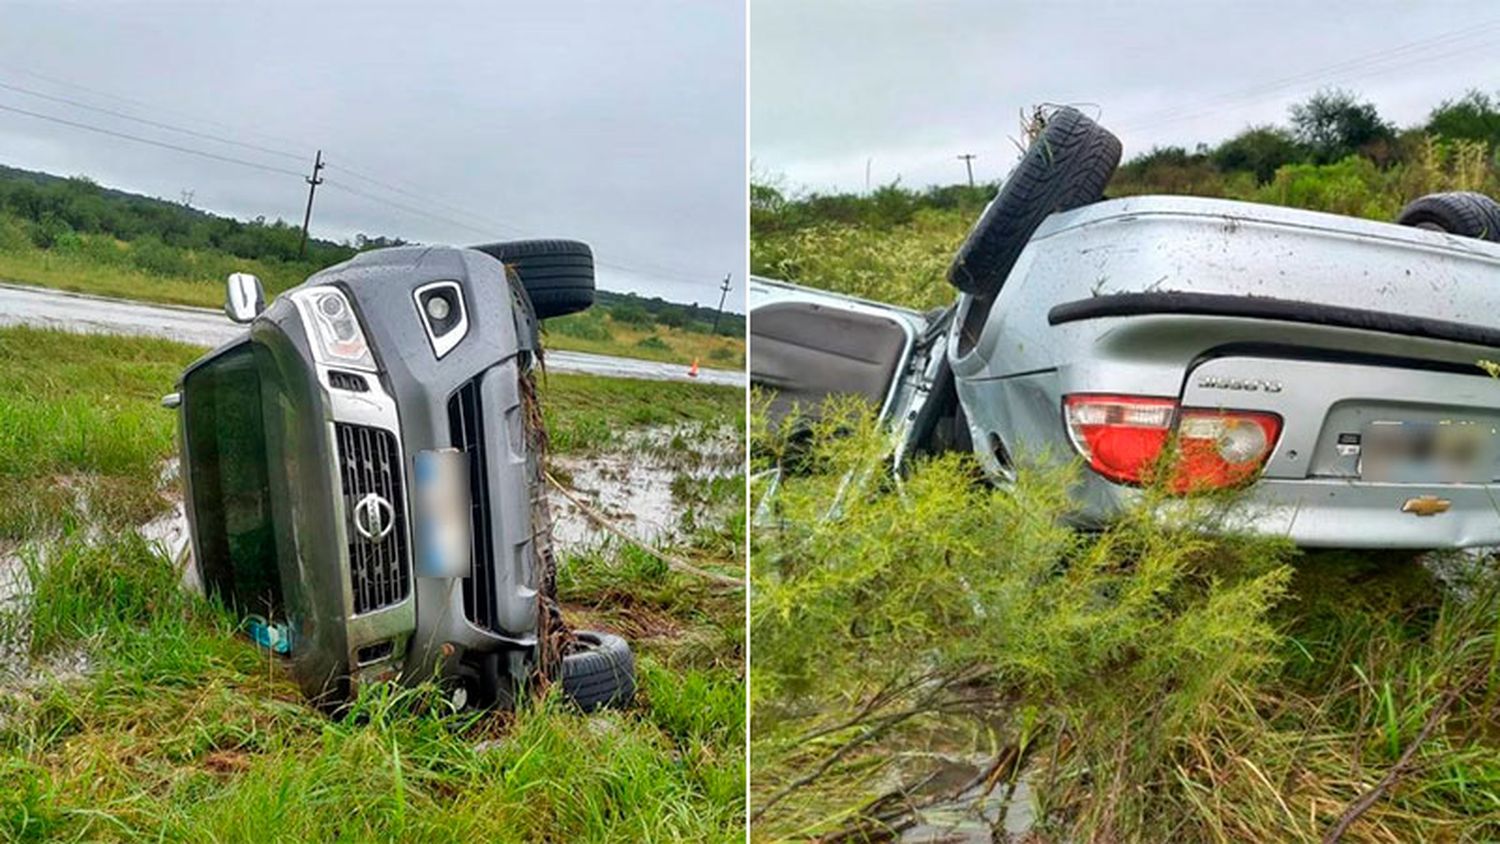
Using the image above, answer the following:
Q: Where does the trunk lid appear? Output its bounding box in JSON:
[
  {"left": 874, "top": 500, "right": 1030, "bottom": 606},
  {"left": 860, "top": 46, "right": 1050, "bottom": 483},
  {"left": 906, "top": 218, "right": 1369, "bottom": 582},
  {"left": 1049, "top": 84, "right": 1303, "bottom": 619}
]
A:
[{"left": 1183, "top": 352, "right": 1500, "bottom": 485}]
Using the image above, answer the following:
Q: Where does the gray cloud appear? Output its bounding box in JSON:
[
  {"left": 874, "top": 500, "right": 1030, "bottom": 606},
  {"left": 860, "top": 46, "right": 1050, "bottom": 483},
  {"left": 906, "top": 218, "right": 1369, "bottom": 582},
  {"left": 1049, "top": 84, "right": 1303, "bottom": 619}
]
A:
[
  {"left": 0, "top": 0, "right": 745, "bottom": 310},
  {"left": 752, "top": 0, "right": 1500, "bottom": 195}
]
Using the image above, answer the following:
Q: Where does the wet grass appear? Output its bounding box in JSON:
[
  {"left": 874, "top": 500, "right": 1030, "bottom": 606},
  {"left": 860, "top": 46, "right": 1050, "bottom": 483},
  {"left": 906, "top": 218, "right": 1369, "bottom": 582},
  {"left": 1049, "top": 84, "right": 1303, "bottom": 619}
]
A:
[
  {"left": 0, "top": 239, "right": 315, "bottom": 308},
  {"left": 0, "top": 327, "right": 742, "bottom": 539},
  {"left": 540, "top": 372, "right": 744, "bottom": 455},
  {"left": 546, "top": 309, "right": 744, "bottom": 369},
  {"left": 0, "top": 533, "right": 744, "bottom": 842},
  {"left": 0, "top": 327, "right": 200, "bottom": 540},
  {"left": 0, "top": 326, "right": 746, "bottom": 841}
]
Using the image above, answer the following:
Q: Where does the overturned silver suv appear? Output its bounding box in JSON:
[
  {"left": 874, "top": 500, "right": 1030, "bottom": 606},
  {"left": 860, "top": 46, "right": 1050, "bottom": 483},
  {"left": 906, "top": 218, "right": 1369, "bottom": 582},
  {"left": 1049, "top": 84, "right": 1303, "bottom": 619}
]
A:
[
  {"left": 172, "top": 239, "right": 634, "bottom": 710},
  {"left": 753, "top": 107, "right": 1500, "bottom": 549}
]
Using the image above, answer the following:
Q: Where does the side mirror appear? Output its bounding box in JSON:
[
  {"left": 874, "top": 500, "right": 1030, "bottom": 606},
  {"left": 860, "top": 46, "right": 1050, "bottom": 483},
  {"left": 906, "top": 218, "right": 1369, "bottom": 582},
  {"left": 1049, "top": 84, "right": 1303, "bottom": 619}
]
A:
[{"left": 225, "top": 272, "right": 265, "bottom": 324}]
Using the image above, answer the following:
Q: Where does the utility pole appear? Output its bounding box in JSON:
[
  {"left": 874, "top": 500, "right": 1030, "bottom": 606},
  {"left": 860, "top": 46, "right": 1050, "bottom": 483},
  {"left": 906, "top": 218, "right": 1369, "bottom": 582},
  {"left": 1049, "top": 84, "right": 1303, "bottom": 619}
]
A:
[
  {"left": 179, "top": 189, "right": 194, "bottom": 207},
  {"left": 957, "top": 153, "right": 977, "bottom": 188},
  {"left": 711, "top": 273, "right": 733, "bottom": 334},
  {"left": 298, "top": 149, "right": 325, "bottom": 259}
]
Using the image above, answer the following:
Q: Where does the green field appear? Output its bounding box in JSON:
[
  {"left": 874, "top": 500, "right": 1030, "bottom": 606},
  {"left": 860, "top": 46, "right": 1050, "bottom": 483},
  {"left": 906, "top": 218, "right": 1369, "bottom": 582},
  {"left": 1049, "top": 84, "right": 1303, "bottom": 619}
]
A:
[
  {"left": 0, "top": 171, "right": 744, "bottom": 371},
  {"left": 0, "top": 237, "right": 744, "bottom": 370},
  {"left": 0, "top": 326, "right": 745, "bottom": 842},
  {"left": 749, "top": 93, "right": 1500, "bottom": 841}
]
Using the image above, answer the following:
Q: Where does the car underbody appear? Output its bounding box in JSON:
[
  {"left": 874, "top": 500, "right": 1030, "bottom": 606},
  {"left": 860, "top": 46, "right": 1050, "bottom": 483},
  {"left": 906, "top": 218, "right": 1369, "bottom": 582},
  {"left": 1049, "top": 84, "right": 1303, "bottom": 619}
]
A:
[{"left": 752, "top": 192, "right": 1500, "bottom": 550}]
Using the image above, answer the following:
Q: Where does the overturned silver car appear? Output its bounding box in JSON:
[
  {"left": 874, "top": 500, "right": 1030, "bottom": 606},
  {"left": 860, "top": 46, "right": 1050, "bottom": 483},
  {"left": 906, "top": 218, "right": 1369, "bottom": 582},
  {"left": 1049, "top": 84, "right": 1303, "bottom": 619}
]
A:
[
  {"left": 171, "top": 240, "right": 634, "bottom": 710},
  {"left": 752, "top": 107, "right": 1500, "bottom": 549}
]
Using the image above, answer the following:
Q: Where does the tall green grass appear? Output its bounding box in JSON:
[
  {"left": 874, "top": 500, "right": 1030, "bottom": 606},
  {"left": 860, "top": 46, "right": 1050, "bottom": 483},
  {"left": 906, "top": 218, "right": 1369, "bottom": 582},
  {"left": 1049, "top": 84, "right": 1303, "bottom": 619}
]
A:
[
  {"left": 0, "top": 327, "right": 201, "bottom": 539},
  {"left": 0, "top": 327, "right": 747, "bottom": 842},
  {"left": 0, "top": 535, "right": 743, "bottom": 842}
]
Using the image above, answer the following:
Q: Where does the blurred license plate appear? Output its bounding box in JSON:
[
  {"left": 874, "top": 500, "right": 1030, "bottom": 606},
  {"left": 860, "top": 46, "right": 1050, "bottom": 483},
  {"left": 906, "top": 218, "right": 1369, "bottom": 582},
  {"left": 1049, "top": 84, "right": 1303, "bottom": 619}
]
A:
[
  {"left": 413, "top": 448, "right": 472, "bottom": 578},
  {"left": 1360, "top": 420, "right": 1496, "bottom": 483}
]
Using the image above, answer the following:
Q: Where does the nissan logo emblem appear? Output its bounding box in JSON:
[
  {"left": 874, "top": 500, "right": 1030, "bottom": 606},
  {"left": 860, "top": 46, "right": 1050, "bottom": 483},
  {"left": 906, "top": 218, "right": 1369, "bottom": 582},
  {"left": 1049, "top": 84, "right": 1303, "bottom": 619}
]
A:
[{"left": 352, "top": 493, "right": 395, "bottom": 542}]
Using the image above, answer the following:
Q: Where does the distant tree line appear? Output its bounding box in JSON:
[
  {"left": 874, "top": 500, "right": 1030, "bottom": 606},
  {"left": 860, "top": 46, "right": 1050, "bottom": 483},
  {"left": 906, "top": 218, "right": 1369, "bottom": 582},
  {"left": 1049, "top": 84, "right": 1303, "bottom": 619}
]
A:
[
  {"left": 754, "top": 88, "right": 1500, "bottom": 232},
  {"left": 595, "top": 289, "right": 744, "bottom": 337},
  {"left": 0, "top": 164, "right": 737, "bottom": 335},
  {"left": 0, "top": 164, "right": 394, "bottom": 268}
]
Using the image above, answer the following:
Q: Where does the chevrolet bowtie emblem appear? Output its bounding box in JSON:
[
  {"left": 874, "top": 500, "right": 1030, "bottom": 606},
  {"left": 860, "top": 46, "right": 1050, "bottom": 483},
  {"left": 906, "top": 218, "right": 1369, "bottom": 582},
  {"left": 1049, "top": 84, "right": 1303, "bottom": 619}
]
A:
[{"left": 1401, "top": 496, "right": 1451, "bottom": 517}]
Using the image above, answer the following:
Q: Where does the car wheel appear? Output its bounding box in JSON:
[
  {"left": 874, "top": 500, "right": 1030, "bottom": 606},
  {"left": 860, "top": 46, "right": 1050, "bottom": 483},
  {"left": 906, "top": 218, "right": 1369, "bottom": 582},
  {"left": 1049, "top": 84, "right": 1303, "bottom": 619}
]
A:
[
  {"left": 1395, "top": 192, "right": 1500, "bottom": 242},
  {"left": 947, "top": 106, "right": 1122, "bottom": 297},
  {"left": 560, "top": 630, "right": 636, "bottom": 712},
  {"left": 472, "top": 239, "right": 595, "bottom": 319}
]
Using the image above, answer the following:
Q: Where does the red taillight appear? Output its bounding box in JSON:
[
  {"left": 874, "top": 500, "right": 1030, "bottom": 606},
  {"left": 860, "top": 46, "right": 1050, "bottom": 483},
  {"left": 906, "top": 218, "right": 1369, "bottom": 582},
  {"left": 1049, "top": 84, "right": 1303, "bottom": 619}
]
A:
[
  {"left": 1063, "top": 394, "right": 1281, "bottom": 491},
  {"left": 1063, "top": 395, "right": 1176, "bottom": 484}
]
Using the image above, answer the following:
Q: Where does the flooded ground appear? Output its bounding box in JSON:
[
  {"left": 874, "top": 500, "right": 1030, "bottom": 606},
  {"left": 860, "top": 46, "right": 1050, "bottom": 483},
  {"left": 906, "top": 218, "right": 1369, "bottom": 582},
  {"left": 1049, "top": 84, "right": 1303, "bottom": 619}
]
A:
[
  {"left": 900, "top": 773, "right": 1036, "bottom": 843},
  {"left": 858, "top": 709, "right": 1042, "bottom": 843},
  {"left": 0, "top": 422, "right": 741, "bottom": 684},
  {"left": 547, "top": 422, "right": 742, "bottom": 550}
]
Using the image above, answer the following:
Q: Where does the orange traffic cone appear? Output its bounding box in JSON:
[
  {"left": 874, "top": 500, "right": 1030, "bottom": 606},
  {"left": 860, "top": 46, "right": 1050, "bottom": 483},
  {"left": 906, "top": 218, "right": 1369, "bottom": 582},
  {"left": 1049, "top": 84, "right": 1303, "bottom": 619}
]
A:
[{"left": 688, "top": 358, "right": 700, "bottom": 378}]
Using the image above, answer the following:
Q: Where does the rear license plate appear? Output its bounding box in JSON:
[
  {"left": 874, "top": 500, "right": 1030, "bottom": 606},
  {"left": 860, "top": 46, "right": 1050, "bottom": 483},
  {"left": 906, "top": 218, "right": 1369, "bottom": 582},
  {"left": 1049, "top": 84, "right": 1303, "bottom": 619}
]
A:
[{"left": 1360, "top": 420, "right": 1496, "bottom": 484}]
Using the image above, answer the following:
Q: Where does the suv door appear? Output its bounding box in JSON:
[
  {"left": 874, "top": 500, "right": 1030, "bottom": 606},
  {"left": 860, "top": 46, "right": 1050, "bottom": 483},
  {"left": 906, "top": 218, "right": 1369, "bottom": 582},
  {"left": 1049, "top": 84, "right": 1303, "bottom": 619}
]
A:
[{"left": 749, "top": 276, "right": 952, "bottom": 466}]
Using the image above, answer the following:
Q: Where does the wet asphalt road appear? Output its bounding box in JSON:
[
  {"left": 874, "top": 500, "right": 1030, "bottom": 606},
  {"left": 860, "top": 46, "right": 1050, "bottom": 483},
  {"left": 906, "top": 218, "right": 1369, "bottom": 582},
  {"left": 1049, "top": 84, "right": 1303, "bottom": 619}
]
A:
[{"left": 0, "top": 282, "right": 745, "bottom": 387}]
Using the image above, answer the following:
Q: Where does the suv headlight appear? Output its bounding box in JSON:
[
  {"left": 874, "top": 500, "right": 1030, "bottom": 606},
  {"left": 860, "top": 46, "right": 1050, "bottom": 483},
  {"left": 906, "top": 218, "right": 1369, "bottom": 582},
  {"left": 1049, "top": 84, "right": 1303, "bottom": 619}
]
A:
[{"left": 290, "top": 286, "right": 376, "bottom": 371}]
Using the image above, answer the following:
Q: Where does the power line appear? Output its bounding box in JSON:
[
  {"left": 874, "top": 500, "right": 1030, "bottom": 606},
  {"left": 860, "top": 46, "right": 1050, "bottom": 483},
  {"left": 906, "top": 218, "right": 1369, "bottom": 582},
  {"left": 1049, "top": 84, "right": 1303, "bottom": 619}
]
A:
[
  {"left": 1119, "top": 24, "right": 1499, "bottom": 129},
  {"left": 324, "top": 173, "right": 716, "bottom": 285},
  {"left": 0, "top": 77, "right": 307, "bottom": 163},
  {"left": 325, "top": 160, "right": 714, "bottom": 284},
  {"left": 320, "top": 179, "right": 501, "bottom": 238},
  {"left": 0, "top": 69, "right": 726, "bottom": 292},
  {"left": 1116, "top": 21, "right": 1500, "bottom": 132},
  {"left": 0, "top": 100, "right": 305, "bottom": 178},
  {"left": 0, "top": 60, "right": 314, "bottom": 154},
  {"left": 324, "top": 162, "right": 527, "bottom": 236}
]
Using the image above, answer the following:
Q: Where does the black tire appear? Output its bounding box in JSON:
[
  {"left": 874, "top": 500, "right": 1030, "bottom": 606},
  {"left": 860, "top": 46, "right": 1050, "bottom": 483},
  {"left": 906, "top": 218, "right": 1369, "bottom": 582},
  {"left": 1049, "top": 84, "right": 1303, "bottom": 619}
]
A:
[
  {"left": 471, "top": 239, "right": 595, "bottom": 319},
  {"left": 560, "top": 630, "right": 635, "bottom": 712},
  {"left": 1395, "top": 192, "right": 1500, "bottom": 242},
  {"left": 948, "top": 107, "right": 1122, "bottom": 296}
]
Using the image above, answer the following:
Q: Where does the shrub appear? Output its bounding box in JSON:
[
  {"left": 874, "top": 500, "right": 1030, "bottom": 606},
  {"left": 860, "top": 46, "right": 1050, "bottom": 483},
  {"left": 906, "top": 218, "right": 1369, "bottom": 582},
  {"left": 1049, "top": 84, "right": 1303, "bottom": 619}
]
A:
[
  {"left": 750, "top": 398, "right": 1295, "bottom": 838},
  {"left": 0, "top": 214, "right": 31, "bottom": 252},
  {"left": 545, "top": 310, "right": 612, "bottom": 342},
  {"left": 610, "top": 302, "right": 655, "bottom": 327},
  {"left": 130, "top": 236, "right": 190, "bottom": 278}
]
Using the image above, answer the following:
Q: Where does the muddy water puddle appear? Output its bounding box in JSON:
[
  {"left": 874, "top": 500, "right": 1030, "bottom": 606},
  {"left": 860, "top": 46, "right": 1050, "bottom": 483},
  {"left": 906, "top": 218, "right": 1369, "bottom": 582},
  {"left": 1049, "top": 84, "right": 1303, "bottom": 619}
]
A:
[
  {"left": 0, "top": 426, "right": 739, "bottom": 693},
  {"left": 898, "top": 769, "right": 1036, "bottom": 843},
  {"left": 872, "top": 714, "right": 1040, "bottom": 843},
  {"left": 547, "top": 422, "right": 742, "bottom": 550}
]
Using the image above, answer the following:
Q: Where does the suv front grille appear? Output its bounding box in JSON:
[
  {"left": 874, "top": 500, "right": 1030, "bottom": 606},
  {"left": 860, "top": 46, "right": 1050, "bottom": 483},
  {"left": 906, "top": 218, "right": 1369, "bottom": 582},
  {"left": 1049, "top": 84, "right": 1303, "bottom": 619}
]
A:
[
  {"left": 447, "top": 380, "right": 498, "bottom": 632},
  {"left": 334, "top": 423, "right": 410, "bottom": 614}
]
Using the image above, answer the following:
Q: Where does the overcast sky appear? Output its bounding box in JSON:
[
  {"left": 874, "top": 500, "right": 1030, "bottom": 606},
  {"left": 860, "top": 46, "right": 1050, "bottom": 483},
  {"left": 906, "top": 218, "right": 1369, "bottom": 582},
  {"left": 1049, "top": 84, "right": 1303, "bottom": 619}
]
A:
[
  {"left": 0, "top": 1, "right": 745, "bottom": 310},
  {"left": 752, "top": 0, "right": 1500, "bottom": 194}
]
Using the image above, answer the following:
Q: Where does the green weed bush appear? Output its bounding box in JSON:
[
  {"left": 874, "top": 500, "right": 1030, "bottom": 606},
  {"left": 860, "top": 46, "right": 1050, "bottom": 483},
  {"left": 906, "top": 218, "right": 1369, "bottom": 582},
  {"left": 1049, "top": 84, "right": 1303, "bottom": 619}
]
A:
[
  {"left": 750, "top": 398, "right": 1500, "bottom": 841},
  {"left": 751, "top": 399, "right": 1296, "bottom": 837}
]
